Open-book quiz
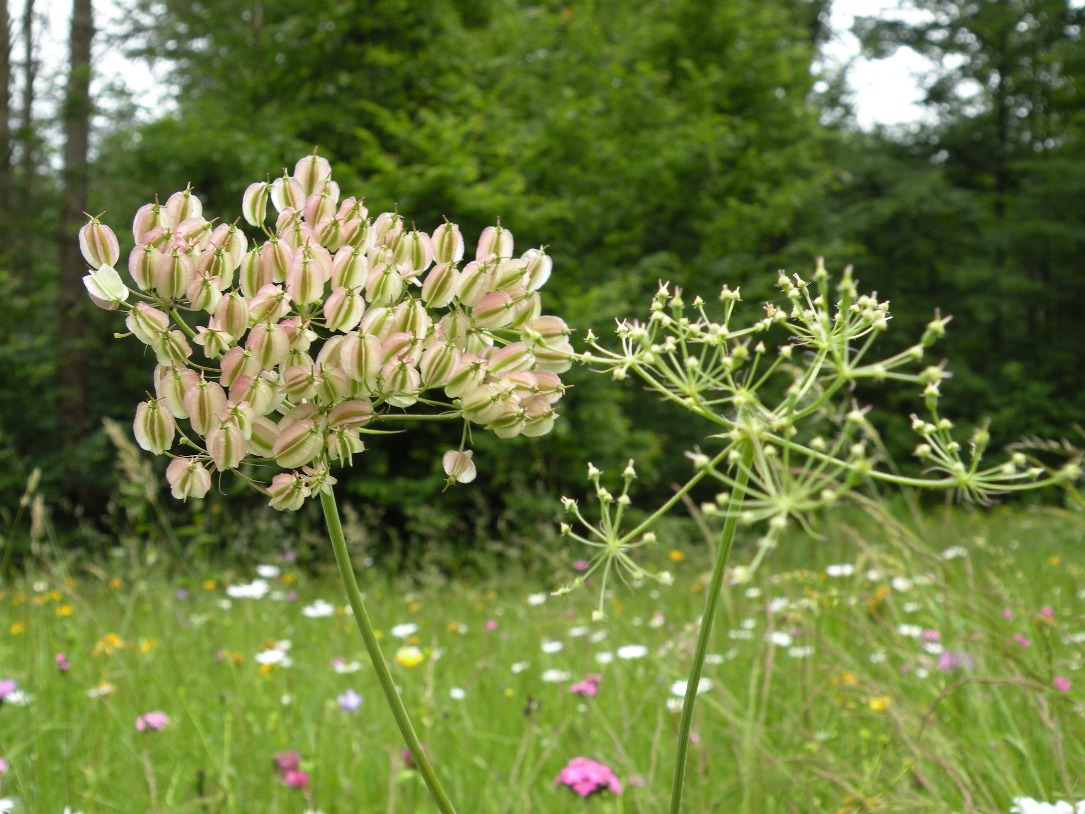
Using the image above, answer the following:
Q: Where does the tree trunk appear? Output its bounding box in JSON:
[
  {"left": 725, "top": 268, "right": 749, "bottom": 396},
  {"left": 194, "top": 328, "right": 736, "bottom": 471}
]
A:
[
  {"left": 0, "top": 0, "right": 11, "bottom": 244},
  {"left": 18, "top": 0, "right": 34, "bottom": 186},
  {"left": 58, "top": 0, "right": 94, "bottom": 440}
]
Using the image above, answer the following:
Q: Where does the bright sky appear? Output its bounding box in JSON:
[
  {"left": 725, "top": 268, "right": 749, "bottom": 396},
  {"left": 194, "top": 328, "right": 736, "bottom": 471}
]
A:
[
  {"left": 823, "top": 0, "right": 934, "bottom": 128},
  {"left": 28, "top": 0, "right": 934, "bottom": 131}
]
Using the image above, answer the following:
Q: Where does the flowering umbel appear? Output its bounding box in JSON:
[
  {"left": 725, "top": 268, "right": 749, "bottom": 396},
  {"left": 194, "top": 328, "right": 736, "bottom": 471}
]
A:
[{"left": 81, "top": 155, "right": 570, "bottom": 509}]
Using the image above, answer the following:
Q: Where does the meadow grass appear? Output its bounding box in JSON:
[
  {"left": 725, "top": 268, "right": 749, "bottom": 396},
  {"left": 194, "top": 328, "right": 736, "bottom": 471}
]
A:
[{"left": 1, "top": 504, "right": 1083, "bottom": 813}]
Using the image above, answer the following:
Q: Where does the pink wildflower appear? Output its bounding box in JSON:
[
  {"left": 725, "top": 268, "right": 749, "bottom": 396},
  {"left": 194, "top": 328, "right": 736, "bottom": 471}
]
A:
[
  {"left": 1053, "top": 676, "right": 1071, "bottom": 692},
  {"left": 56, "top": 653, "right": 71, "bottom": 673},
  {"left": 282, "top": 769, "right": 310, "bottom": 789},
  {"left": 486, "top": 619, "right": 498, "bottom": 631},
  {"left": 274, "top": 750, "right": 300, "bottom": 774},
  {"left": 570, "top": 673, "right": 603, "bottom": 697},
  {"left": 573, "top": 560, "right": 590, "bottom": 572},
  {"left": 1041, "top": 606, "right": 1055, "bottom": 618},
  {"left": 135, "top": 711, "right": 170, "bottom": 732},
  {"left": 936, "top": 651, "right": 973, "bottom": 672},
  {"left": 554, "top": 757, "right": 622, "bottom": 797},
  {"left": 1001, "top": 608, "right": 1014, "bottom": 620},
  {"left": 1013, "top": 633, "right": 1032, "bottom": 648}
]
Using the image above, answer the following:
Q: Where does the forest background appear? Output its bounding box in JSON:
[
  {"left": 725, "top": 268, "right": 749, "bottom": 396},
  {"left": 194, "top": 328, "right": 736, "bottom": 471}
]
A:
[{"left": 1, "top": 0, "right": 1083, "bottom": 564}]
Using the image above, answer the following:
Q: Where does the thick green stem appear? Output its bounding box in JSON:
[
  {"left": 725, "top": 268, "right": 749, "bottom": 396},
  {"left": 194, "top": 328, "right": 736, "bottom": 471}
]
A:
[
  {"left": 320, "top": 488, "right": 458, "bottom": 814},
  {"left": 668, "top": 444, "right": 754, "bottom": 814}
]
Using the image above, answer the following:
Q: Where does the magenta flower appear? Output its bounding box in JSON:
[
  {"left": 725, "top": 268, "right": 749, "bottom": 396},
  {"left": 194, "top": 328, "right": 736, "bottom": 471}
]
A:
[
  {"left": 0, "top": 679, "right": 17, "bottom": 702},
  {"left": 135, "top": 711, "right": 170, "bottom": 732},
  {"left": 936, "top": 651, "right": 973, "bottom": 672},
  {"left": 0, "top": 756, "right": 8, "bottom": 776},
  {"left": 554, "top": 757, "right": 623, "bottom": 797},
  {"left": 274, "top": 750, "right": 300, "bottom": 774},
  {"left": 573, "top": 560, "right": 590, "bottom": 572},
  {"left": 485, "top": 619, "right": 498, "bottom": 631},
  {"left": 570, "top": 673, "right": 603, "bottom": 698},
  {"left": 1013, "top": 633, "right": 1032, "bottom": 648},
  {"left": 337, "top": 688, "right": 363, "bottom": 713},
  {"left": 1001, "top": 608, "right": 1014, "bottom": 620},
  {"left": 1053, "top": 676, "right": 1071, "bottom": 692},
  {"left": 1041, "top": 606, "right": 1055, "bottom": 618},
  {"left": 56, "top": 653, "right": 71, "bottom": 673},
  {"left": 282, "top": 769, "right": 310, "bottom": 790}
]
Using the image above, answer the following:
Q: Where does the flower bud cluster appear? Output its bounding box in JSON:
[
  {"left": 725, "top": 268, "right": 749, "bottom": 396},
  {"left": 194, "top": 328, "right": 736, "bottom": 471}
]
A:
[
  {"left": 564, "top": 260, "right": 1079, "bottom": 586},
  {"left": 81, "top": 155, "right": 571, "bottom": 509}
]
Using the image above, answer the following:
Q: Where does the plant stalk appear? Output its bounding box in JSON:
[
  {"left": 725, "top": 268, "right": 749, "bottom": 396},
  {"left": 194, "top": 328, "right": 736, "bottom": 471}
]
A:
[
  {"left": 320, "top": 487, "right": 458, "bottom": 814},
  {"left": 668, "top": 444, "right": 754, "bottom": 814}
]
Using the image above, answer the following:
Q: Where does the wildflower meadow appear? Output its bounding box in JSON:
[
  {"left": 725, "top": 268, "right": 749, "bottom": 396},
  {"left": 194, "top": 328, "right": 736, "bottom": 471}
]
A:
[{"left": 2, "top": 506, "right": 1085, "bottom": 813}]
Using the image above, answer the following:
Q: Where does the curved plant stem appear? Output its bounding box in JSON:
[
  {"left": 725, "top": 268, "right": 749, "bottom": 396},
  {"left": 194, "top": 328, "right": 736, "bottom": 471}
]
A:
[
  {"left": 320, "top": 488, "right": 458, "bottom": 814},
  {"left": 668, "top": 444, "right": 754, "bottom": 814}
]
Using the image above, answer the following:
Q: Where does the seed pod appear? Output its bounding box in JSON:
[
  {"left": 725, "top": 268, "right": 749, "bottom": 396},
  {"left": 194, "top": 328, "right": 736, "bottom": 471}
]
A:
[
  {"left": 476, "top": 224, "right": 513, "bottom": 261},
  {"left": 419, "top": 342, "right": 461, "bottom": 388},
  {"left": 153, "top": 249, "right": 195, "bottom": 299},
  {"left": 261, "top": 237, "right": 293, "bottom": 283},
  {"left": 242, "top": 181, "right": 271, "bottom": 227},
  {"left": 391, "top": 228, "right": 433, "bottom": 276},
  {"left": 245, "top": 321, "right": 289, "bottom": 370},
  {"left": 125, "top": 303, "right": 169, "bottom": 346},
  {"left": 431, "top": 222, "right": 464, "bottom": 265},
  {"left": 247, "top": 415, "right": 279, "bottom": 457},
  {"left": 271, "top": 174, "right": 306, "bottom": 213},
  {"left": 486, "top": 342, "right": 534, "bottom": 375},
  {"left": 154, "top": 364, "right": 198, "bottom": 418},
  {"left": 332, "top": 246, "right": 369, "bottom": 289},
  {"left": 165, "top": 187, "right": 203, "bottom": 224},
  {"left": 207, "top": 421, "right": 246, "bottom": 471},
  {"left": 267, "top": 471, "right": 310, "bottom": 512},
  {"left": 272, "top": 418, "right": 323, "bottom": 469},
  {"left": 133, "top": 201, "right": 168, "bottom": 244},
  {"left": 328, "top": 399, "right": 375, "bottom": 430},
  {"left": 442, "top": 449, "right": 476, "bottom": 484},
  {"left": 380, "top": 359, "right": 421, "bottom": 408},
  {"left": 339, "top": 331, "right": 383, "bottom": 390},
  {"left": 128, "top": 244, "right": 155, "bottom": 290},
  {"left": 183, "top": 377, "right": 228, "bottom": 437},
  {"left": 520, "top": 394, "right": 556, "bottom": 438},
  {"left": 472, "top": 291, "right": 514, "bottom": 330},
  {"left": 83, "top": 265, "right": 129, "bottom": 310},
  {"left": 186, "top": 273, "right": 222, "bottom": 313},
  {"left": 421, "top": 262, "right": 459, "bottom": 308},
  {"left": 323, "top": 287, "right": 365, "bottom": 333},
  {"left": 365, "top": 263, "right": 404, "bottom": 307},
  {"left": 165, "top": 457, "right": 212, "bottom": 501},
  {"left": 219, "top": 346, "right": 261, "bottom": 388},
  {"left": 214, "top": 293, "right": 250, "bottom": 340},
  {"left": 456, "top": 261, "right": 492, "bottom": 307},
  {"left": 79, "top": 218, "right": 120, "bottom": 269},
  {"left": 293, "top": 155, "right": 333, "bottom": 197},
  {"left": 522, "top": 248, "right": 552, "bottom": 291},
  {"left": 133, "top": 399, "right": 176, "bottom": 454}
]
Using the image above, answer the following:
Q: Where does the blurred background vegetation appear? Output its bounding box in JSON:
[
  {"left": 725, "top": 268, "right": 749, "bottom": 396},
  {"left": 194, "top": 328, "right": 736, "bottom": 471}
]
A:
[{"left": 1, "top": 0, "right": 1083, "bottom": 564}]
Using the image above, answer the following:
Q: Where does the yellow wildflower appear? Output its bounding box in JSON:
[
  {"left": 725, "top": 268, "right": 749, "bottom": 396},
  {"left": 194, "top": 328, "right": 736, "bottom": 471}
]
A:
[
  {"left": 9, "top": 621, "right": 25, "bottom": 635},
  {"left": 868, "top": 695, "right": 891, "bottom": 712},
  {"left": 93, "top": 632, "right": 125, "bottom": 657},
  {"left": 668, "top": 549, "right": 686, "bottom": 562},
  {"left": 395, "top": 646, "right": 425, "bottom": 668},
  {"left": 56, "top": 605, "right": 73, "bottom": 618}
]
